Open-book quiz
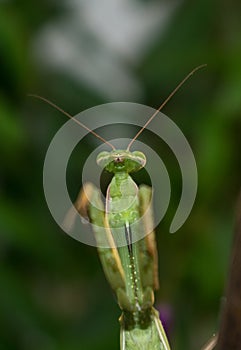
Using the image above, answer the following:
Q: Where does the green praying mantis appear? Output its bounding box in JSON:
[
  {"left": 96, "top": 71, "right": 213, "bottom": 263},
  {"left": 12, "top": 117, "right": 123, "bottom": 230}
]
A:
[{"left": 30, "top": 65, "right": 217, "bottom": 350}]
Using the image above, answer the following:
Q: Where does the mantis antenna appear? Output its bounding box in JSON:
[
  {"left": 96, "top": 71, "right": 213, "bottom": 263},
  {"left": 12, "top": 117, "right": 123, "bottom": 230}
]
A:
[
  {"left": 29, "top": 64, "right": 206, "bottom": 152},
  {"left": 127, "top": 64, "right": 207, "bottom": 151},
  {"left": 28, "top": 94, "right": 116, "bottom": 151}
]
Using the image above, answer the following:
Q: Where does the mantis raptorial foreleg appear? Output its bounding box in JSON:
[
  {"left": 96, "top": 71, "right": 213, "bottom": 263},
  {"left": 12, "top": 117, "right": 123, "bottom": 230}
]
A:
[{"left": 65, "top": 183, "right": 139, "bottom": 312}]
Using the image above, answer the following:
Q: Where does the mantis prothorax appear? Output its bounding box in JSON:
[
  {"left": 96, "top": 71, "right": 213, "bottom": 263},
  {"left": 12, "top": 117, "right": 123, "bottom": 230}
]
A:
[{"left": 30, "top": 64, "right": 217, "bottom": 349}]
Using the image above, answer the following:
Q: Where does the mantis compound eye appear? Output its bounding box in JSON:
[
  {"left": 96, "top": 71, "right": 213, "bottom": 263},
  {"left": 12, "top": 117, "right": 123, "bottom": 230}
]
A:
[
  {"left": 131, "top": 151, "right": 146, "bottom": 168},
  {"left": 96, "top": 151, "right": 111, "bottom": 168}
]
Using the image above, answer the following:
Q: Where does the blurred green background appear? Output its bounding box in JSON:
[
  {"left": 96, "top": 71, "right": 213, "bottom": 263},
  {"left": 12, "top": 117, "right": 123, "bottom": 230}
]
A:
[{"left": 1, "top": 0, "right": 241, "bottom": 349}]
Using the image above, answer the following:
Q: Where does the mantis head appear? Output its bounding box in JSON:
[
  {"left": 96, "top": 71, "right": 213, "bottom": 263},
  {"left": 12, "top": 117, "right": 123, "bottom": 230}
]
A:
[{"left": 96, "top": 150, "right": 146, "bottom": 174}]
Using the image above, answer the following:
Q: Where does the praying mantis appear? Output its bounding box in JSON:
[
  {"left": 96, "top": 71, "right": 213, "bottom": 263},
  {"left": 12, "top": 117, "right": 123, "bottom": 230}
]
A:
[{"left": 30, "top": 65, "right": 217, "bottom": 349}]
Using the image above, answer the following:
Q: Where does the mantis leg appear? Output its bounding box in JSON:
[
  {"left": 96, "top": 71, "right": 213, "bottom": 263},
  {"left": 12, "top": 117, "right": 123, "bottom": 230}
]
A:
[
  {"left": 137, "top": 184, "right": 159, "bottom": 306},
  {"left": 64, "top": 182, "right": 132, "bottom": 310}
]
